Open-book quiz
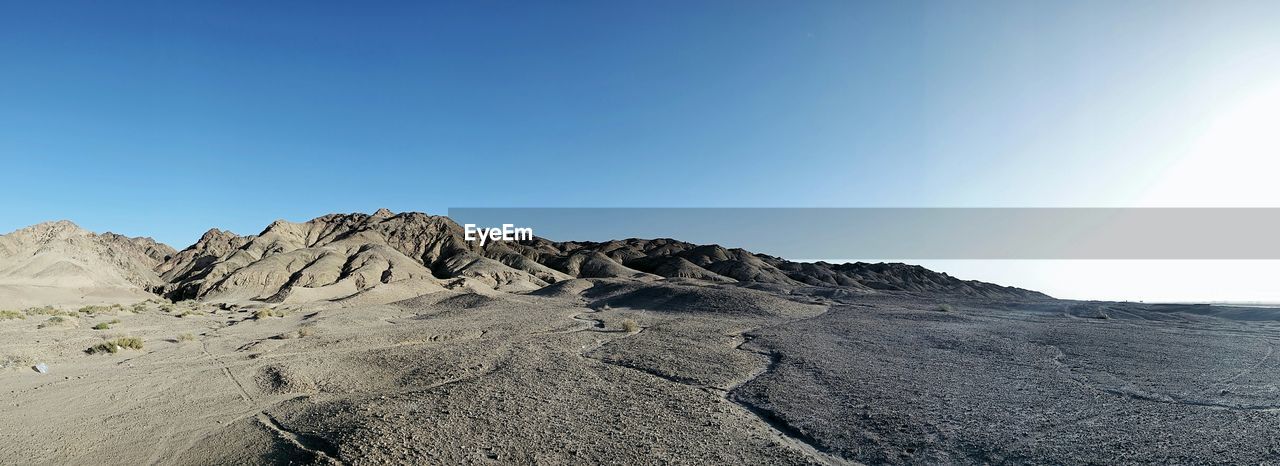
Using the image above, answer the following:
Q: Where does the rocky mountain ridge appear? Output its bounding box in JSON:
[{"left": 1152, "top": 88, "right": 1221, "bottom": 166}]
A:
[
  {"left": 0, "top": 211, "right": 1049, "bottom": 306},
  {"left": 153, "top": 210, "right": 1048, "bottom": 303}
]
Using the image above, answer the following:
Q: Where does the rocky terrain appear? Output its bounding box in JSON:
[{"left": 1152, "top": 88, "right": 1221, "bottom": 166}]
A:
[{"left": 0, "top": 211, "right": 1275, "bottom": 465}]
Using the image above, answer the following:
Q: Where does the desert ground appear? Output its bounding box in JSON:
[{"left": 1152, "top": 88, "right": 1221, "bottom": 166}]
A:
[
  {"left": 3, "top": 279, "right": 1279, "bottom": 465},
  {"left": 2, "top": 213, "right": 1278, "bottom": 464}
]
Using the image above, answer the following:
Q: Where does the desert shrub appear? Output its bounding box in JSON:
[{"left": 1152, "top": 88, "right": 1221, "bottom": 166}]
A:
[
  {"left": 178, "top": 333, "right": 196, "bottom": 342},
  {"left": 297, "top": 326, "right": 314, "bottom": 337},
  {"left": 0, "top": 310, "right": 24, "bottom": 320},
  {"left": 78, "top": 305, "right": 113, "bottom": 316},
  {"left": 92, "top": 322, "right": 111, "bottom": 330},
  {"left": 0, "top": 353, "right": 35, "bottom": 371},
  {"left": 934, "top": 304, "right": 955, "bottom": 312},
  {"left": 37, "top": 316, "right": 75, "bottom": 329},
  {"left": 87, "top": 337, "right": 144, "bottom": 354},
  {"left": 621, "top": 319, "right": 640, "bottom": 333},
  {"left": 160, "top": 304, "right": 175, "bottom": 313},
  {"left": 23, "top": 306, "right": 63, "bottom": 316},
  {"left": 130, "top": 303, "right": 147, "bottom": 313}
]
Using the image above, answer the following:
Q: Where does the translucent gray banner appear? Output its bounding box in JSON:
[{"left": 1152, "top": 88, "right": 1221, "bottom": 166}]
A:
[{"left": 446, "top": 208, "right": 1280, "bottom": 260}]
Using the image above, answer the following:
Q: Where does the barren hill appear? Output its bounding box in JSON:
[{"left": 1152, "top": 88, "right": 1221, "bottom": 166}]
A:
[{"left": 0, "top": 221, "right": 175, "bottom": 307}]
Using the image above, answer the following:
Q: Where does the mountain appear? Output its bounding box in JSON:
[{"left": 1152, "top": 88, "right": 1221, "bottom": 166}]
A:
[
  {"left": 0, "top": 221, "right": 175, "bottom": 307},
  {"left": 0, "top": 212, "right": 1047, "bottom": 307},
  {"left": 152, "top": 210, "right": 1049, "bottom": 304}
]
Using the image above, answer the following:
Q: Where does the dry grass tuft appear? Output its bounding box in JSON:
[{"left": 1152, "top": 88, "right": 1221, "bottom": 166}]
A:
[
  {"left": 37, "top": 316, "right": 76, "bottom": 329},
  {"left": 24, "top": 306, "right": 60, "bottom": 316},
  {"left": 0, "top": 310, "right": 25, "bottom": 320},
  {"left": 78, "top": 305, "right": 109, "bottom": 316},
  {"left": 621, "top": 319, "right": 640, "bottom": 333},
  {"left": 87, "top": 337, "right": 144, "bottom": 354},
  {"left": 178, "top": 333, "right": 196, "bottom": 342},
  {"left": 92, "top": 322, "right": 111, "bottom": 330},
  {"left": 1, "top": 352, "right": 37, "bottom": 371}
]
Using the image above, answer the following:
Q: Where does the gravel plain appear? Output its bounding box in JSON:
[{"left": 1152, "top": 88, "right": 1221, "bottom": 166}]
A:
[{"left": 2, "top": 281, "right": 1278, "bottom": 464}]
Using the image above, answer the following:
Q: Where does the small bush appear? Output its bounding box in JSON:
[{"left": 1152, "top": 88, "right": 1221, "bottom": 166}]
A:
[
  {"left": 934, "top": 304, "right": 955, "bottom": 313},
  {"left": 78, "top": 305, "right": 116, "bottom": 316},
  {"left": 87, "top": 337, "right": 144, "bottom": 354},
  {"left": 1, "top": 353, "right": 36, "bottom": 371},
  {"left": 0, "top": 310, "right": 25, "bottom": 320},
  {"left": 37, "top": 316, "right": 75, "bottom": 329},
  {"left": 24, "top": 306, "right": 57, "bottom": 316},
  {"left": 178, "top": 333, "right": 196, "bottom": 342},
  {"left": 621, "top": 319, "right": 640, "bottom": 333},
  {"left": 160, "top": 304, "right": 175, "bottom": 313},
  {"left": 297, "top": 326, "right": 314, "bottom": 337},
  {"left": 92, "top": 322, "right": 111, "bottom": 330}
]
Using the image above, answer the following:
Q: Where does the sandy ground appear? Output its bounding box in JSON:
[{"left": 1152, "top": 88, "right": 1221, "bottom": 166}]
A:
[{"left": 2, "top": 283, "right": 1279, "bottom": 464}]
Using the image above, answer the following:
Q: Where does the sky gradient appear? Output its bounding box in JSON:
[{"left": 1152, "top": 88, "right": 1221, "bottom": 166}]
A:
[{"left": 2, "top": 2, "right": 1278, "bottom": 301}]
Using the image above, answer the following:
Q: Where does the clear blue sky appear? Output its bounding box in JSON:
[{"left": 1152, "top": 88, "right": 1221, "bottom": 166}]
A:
[{"left": 2, "top": 1, "right": 1278, "bottom": 248}]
